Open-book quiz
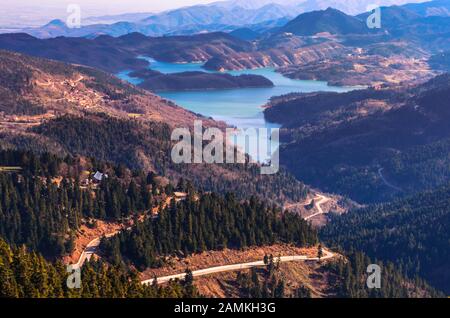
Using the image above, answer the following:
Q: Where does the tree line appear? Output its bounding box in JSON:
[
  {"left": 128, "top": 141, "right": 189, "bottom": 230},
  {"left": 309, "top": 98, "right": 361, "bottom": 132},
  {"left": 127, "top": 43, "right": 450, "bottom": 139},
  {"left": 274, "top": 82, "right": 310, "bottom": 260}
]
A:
[
  {"left": 0, "top": 238, "right": 198, "bottom": 298},
  {"left": 0, "top": 150, "right": 166, "bottom": 258},
  {"left": 323, "top": 251, "right": 443, "bottom": 298},
  {"left": 321, "top": 184, "right": 450, "bottom": 294},
  {"left": 101, "top": 193, "right": 318, "bottom": 270}
]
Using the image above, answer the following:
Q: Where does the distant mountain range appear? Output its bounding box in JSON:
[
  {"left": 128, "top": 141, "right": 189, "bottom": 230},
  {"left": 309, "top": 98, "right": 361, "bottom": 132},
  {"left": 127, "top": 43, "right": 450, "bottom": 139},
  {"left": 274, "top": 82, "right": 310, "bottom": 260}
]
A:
[
  {"left": 1, "top": 3, "right": 449, "bottom": 75},
  {"left": 279, "top": 7, "right": 371, "bottom": 36},
  {"left": 4, "top": 0, "right": 430, "bottom": 39},
  {"left": 403, "top": 0, "right": 450, "bottom": 16}
]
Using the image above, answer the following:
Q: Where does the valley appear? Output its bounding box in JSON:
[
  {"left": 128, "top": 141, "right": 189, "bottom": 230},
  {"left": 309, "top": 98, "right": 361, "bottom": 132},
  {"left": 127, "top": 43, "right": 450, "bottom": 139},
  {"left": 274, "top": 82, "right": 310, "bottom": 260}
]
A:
[
  {"left": 118, "top": 58, "right": 354, "bottom": 129},
  {"left": 1, "top": 0, "right": 450, "bottom": 301}
]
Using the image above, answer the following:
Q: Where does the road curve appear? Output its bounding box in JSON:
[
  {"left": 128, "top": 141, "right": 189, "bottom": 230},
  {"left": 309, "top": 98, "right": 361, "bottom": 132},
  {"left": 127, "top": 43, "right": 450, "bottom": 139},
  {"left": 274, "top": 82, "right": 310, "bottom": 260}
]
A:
[
  {"left": 72, "top": 195, "right": 183, "bottom": 269},
  {"left": 304, "top": 195, "right": 331, "bottom": 221},
  {"left": 73, "top": 232, "right": 118, "bottom": 269},
  {"left": 142, "top": 249, "right": 335, "bottom": 285}
]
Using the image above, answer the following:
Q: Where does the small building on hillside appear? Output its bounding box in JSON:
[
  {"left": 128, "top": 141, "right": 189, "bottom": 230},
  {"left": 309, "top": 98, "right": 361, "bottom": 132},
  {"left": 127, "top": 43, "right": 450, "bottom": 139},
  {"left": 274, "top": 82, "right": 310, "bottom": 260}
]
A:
[{"left": 93, "top": 171, "right": 108, "bottom": 183}]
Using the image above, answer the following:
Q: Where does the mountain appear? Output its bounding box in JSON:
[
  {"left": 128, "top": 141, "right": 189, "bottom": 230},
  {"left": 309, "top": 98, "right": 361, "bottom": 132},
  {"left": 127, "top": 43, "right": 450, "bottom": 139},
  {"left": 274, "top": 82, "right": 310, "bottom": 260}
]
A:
[
  {"left": 0, "top": 49, "right": 310, "bottom": 206},
  {"left": 0, "top": 32, "right": 252, "bottom": 73},
  {"left": 141, "top": 3, "right": 297, "bottom": 27},
  {"left": 278, "top": 8, "right": 370, "bottom": 36},
  {"left": 216, "top": 0, "right": 427, "bottom": 15},
  {"left": 0, "top": 49, "right": 204, "bottom": 126},
  {"left": 0, "top": 32, "right": 351, "bottom": 74},
  {"left": 213, "top": 0, "right": 304, "bottom": 10},
  {"left": 403, "top": 0, "right": 450, "bottom": 17},
  {"left": 357, "top": 5, "right": 422, "bottom": 28},
  {"left": 1, "top": 0, "right": 428, "bottom": 39},
  {"left": 264, "top": 74, "right": 450, "bottom": 203},
  {"left": 429, "top": 51, "right": 450, "bottom": 71},
  {"left": 322, "top": 183, "right": 450, "bottom": 293},
  {"left": 229, "top": 27, "right": 261, "bottom": 40},
  {"left": 22, "top": 20, "right": 153, "bottom": 39},
  {"left": 83, "top": 12, "right": 155, "bottom": 25},
  {"left": 15, "top": 3, "right": 303, "bottom": 39}
]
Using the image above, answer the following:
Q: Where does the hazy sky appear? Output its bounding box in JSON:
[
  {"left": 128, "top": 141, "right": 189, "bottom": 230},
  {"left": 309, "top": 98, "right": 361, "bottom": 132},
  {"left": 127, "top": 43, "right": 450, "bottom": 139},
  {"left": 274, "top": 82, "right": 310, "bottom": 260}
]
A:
[
  {"left": 3, "top": 0, "right": 219, "bottom": 14},
  {"left": 1, "top": 1, "right": 219, "bottom": 27},
  {"left": 0, "top": 0, "right": 429, "bottom": 28}
]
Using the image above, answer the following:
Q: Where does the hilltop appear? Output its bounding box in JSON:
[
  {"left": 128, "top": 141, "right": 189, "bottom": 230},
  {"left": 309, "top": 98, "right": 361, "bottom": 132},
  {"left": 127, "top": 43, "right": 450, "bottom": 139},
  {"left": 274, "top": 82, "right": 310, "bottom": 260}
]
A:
[
  {"left": 0, "top": 50, "right": 310, "bottom": 206},
  {"left": 278, "top": 7, "right": 370, "bottom": 36},
  {"left": 265, "top": 74, "right": 450, "bottom": 203}
]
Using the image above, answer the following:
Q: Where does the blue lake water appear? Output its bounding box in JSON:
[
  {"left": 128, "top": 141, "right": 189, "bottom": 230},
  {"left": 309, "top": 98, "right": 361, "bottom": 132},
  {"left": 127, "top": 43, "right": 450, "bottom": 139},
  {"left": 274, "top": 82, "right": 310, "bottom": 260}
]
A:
[
  {"left": 117, "top": 57, "right": 360, "bottom": 162},
  {"left": 118, "top": 57, "right": 357, "bottom": 128}
]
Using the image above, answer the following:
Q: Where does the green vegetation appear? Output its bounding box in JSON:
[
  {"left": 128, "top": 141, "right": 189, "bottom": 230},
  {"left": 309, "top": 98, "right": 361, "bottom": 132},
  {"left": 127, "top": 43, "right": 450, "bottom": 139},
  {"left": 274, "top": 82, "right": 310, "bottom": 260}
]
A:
[
  {"left": 265, "top": 74, "right": 450, "bottom": 203},
  {"left": 0, "top": 238, "right": 198, "bottom": 298},
  {"left": 236, "top": 256, "right": 287, "bottom": 298},
  {"left": 324, "top": 251, "right": 442, "bottom": 298},
  {"left": 101, "top": 193, "right": 318, "bottom": 270},
  {"left": 321, "top": 184, "right": 450, "bottom": 293},
  {"left": 33, "top": 114, "right": 172, "bottom": 174},
  {"left": 0, "top": 149, "right": 165, "bottom": 257},
  {"left": 33, "top": 114, "right": 309, "bottom": 204}
]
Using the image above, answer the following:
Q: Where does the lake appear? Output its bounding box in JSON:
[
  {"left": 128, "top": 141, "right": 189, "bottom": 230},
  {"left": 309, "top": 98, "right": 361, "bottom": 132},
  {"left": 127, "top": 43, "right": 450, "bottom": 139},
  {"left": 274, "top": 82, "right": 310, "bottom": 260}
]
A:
[{"left": 117, "top": 57, "right": 358, "bottom": 162}]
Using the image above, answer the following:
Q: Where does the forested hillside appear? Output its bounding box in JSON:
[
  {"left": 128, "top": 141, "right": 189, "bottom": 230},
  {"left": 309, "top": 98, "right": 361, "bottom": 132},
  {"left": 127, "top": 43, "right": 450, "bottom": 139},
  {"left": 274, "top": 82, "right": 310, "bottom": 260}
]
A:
[
  {"left": 321, "top": 184, "right": 450, "bottom": 293},
  {"left": 134, "top": 70, "right": 274, "bottom": 91},
  {"left": 265, "top": 74, "right": 450, "bottom": 203},
  {"left": 101, "top": 193, "right": 318, "bottom": 270},
  {"left": 0, "top": 50, "right": 309, "bottom": 206},
  {"left": 0, "top": 149, "right": 168, "bottom": 258},
  {"left": 0, "top": 238, "right": 197, "bottom": 298},
  {"left": 231, "top": 251, "right": 442, "bottom": 298},
  {"left": 323, "top": 251, "right": 443, "bottom": 298},
  {"left": 27, "top": 114, "right": 309, "bottom": 204}
]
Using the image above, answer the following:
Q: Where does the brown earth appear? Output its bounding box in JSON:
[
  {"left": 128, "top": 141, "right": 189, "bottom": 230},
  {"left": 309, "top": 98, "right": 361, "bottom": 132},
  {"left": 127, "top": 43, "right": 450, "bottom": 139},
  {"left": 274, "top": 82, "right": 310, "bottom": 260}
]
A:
[
  {"left": 0, "top": 50, "right": 222, "bottom": 135},
  {"left": 279, "top": 54, "right": 437, "bottom": 87},
  {"left": 63, "top": 219, "right": 124, "bottom": 265},
  {"left": 140, "top": 244, "right": 321, "bottom": 281},
  {"left": 283, "top": 192, "right": 353, "bottom": 227},
  {"left": 194, "top": 255, "right": 341, "bottom": 298}
]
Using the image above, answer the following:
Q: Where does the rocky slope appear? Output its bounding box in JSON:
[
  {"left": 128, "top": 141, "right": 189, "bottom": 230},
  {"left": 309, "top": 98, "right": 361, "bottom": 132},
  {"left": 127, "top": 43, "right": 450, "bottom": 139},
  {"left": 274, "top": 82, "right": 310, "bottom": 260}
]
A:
[
  {"left": 204, "top": 41, "right": 352, "bottom": 71},
  {"left": 0, "top": 49, "right": 210, "bottom": 127}
]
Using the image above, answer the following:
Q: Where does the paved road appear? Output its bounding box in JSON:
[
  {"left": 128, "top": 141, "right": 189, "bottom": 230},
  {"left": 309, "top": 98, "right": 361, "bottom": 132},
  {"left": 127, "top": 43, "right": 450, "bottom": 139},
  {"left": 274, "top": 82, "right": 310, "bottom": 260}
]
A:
[
  {"left": 72, "top": 195, "right": 182, "bottom": 269},
  {"left": 73, "top": 232, "right": 118, "bottom": 269},
  {"left": 142, "top": 249, "right": 335, "bottom": 285},
  {"left": 304, "top": 195, "right": 331, "bottom": 221},
  {"left": 73, "top": 194, "right": 335, "bottom": 285}
]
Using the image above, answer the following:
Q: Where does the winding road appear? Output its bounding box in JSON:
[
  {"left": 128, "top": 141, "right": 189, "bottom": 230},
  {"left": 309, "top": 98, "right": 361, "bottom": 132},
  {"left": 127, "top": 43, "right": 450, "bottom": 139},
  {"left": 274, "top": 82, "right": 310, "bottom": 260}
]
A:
[
  {"left": 72, "top": 194, "right": 336, "bottom": 284},
  {"left": 304, "top": 194, "right": 332, "bottom": 221},
  {"left": 74, "top": 230, "right": 335, "bottom": 286},
  {"left": 141, "top": 249, "right": 335, "bottom": 285}
]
